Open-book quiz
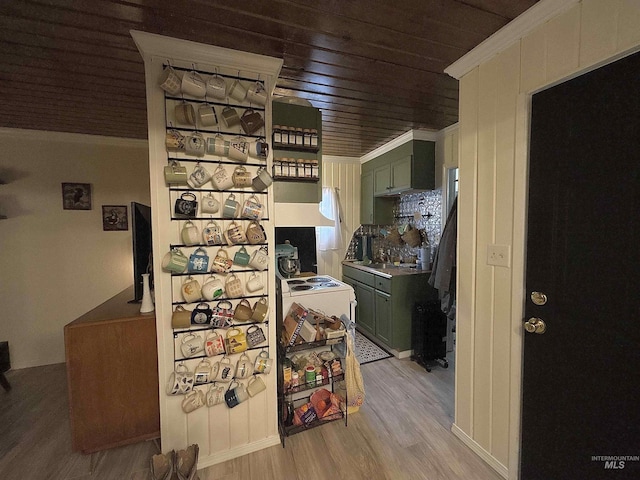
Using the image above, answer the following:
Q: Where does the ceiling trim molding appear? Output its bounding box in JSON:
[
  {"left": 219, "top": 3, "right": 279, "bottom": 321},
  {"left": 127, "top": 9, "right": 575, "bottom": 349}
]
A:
[
  {"left": 444, "top": 0, "right": 580, "bottom": 79},
  {"left": 322, "top": 155, "right": 361, "bottom": 164},
  {"left": 438, "top": 122, "right": 459, "bottom": 138},
  {"left": 360, "top": 129, "right": 438, "bottom": 164},
  {"left": 130, "top": 30, "right": 283, "bottom": 83},
  {"left": 0, "top": 128, "right": 148, "bottom": 148}
]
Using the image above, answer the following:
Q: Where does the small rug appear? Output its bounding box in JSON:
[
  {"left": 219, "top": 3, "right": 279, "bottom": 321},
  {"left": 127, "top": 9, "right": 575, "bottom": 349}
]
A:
[{"left": 355, "top": 330, "right": 392, "bottom": 365}]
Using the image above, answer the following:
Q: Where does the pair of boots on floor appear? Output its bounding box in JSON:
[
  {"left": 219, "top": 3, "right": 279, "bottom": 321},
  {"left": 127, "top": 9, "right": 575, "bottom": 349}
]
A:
[{"left": 151, "top": 444, "right": 199, "bottom": 480}]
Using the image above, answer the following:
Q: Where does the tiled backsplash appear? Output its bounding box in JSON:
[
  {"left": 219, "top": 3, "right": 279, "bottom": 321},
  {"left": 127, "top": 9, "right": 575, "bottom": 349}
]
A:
[{"left": 347, "top": 189, "right": 442, "bottom": 263}]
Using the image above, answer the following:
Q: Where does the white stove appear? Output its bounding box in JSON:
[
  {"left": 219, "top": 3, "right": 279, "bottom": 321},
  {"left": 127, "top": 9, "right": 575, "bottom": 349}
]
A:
[
  {"left": 280, "top": 275, "right": 353, "bottom": 297},
  {"left": 277, "top": 274, "right": 356, "bottom": 325}
]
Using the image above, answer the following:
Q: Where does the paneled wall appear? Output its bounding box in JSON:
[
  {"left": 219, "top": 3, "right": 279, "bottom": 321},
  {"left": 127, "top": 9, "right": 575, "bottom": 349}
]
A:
[
  {"left": 452, "top": 1, "right": 640, "bottom": 478},
  {"left": 316, "top": 156, "right": 361, "bottom": 279}
]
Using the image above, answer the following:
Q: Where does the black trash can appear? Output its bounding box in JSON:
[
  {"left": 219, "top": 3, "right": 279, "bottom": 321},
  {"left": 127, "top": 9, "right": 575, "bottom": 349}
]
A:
[{"left": 411, "top": 301, "right": 448, "bottom": 371}]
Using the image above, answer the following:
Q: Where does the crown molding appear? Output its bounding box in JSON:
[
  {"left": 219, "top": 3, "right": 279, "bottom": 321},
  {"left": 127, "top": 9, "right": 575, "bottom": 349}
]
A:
[
  {"left": 130, "top": 30, "right": 283, "bottom": 81},
  {"left": 445, "top": 0, "right": 579, "bottom": 79},
  {"left": 360, "top": 129, "right": 438, "bottom": 164},
  {"left": 438, "top": 122, "right": 459, "bottom": 138},
  {"left": 0, "top": 128, "right": 148, "bottom": 148}
]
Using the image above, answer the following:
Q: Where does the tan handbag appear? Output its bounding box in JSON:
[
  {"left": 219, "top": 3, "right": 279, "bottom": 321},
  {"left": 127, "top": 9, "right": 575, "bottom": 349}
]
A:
[{"left": 172, "top": 305, "right": 191, "bottom": 329}]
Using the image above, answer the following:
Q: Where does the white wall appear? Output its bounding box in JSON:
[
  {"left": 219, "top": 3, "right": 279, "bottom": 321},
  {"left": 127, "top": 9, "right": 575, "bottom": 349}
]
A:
[
  {"left": 449, "top": 0, "right": 640, "bottom": 478},
  {"left": 317, "top": 156, "right": 361, "bottom": 278},
  {"left": 0, "top": 128, "right": 149, "bottom": 369}
]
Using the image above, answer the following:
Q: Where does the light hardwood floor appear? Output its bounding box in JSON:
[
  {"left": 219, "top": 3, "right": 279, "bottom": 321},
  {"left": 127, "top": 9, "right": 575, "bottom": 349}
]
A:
[{"left": 0, "top": 353, "right": 502, "bottom": 480}]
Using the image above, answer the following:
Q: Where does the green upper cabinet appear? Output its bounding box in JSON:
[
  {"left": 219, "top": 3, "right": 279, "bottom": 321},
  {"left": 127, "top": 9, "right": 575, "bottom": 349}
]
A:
[
  {"left": 272, "top": 101, "right": 322, "bottom": 204},
  {"left": 362, "top": 140, "right": 436, "bottom": 198},
  {"left": 360, "top": 171, "right": 374, "bottom": 224}
]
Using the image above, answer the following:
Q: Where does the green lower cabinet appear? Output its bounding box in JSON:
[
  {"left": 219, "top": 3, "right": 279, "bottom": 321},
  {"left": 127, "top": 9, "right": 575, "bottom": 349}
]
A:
[
  {"left": 374, "top": 290, "right": 392, "bottom": 345},
  {"left": 356, "top": 283, "right": 376, "bottom": 337}
]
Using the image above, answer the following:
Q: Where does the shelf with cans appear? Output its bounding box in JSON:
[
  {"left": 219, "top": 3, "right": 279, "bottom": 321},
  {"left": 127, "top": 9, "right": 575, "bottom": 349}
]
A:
[
  {"left": 160, "top": 64, "right": 276, "bottom": 412},
  {"left": 277, "top": 304, "right": 347, "bottom": 442}
]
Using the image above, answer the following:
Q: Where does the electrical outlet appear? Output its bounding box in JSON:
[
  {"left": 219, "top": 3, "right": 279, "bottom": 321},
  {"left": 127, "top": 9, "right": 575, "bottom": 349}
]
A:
[{"left": 487, "top": 244, "right": 511, "bottom": 268}]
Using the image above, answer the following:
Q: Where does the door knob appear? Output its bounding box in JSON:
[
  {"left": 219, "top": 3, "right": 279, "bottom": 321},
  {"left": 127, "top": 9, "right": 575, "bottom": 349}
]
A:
[
  {"left": 524, "top": 317, "right": 546, "bottom": 334},
  {"left": 530, "top": 291, "right": 548, "bottom": 306}
]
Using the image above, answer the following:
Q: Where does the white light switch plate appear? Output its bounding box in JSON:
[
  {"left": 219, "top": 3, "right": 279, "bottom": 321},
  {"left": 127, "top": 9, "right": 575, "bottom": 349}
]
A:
[{"left": 487, "top": 244, "right": 511, "bottom": 268}]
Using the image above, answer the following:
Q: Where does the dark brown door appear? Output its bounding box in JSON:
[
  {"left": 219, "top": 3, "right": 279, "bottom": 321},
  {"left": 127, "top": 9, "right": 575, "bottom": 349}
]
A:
[{"left": 521, "top": 51, "right": 640, "bottom": 479}]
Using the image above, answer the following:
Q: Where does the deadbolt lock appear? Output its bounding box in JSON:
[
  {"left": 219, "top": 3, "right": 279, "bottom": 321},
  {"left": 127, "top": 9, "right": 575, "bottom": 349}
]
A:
[
  {"left": 531, "top": 291, "right": 548, "bottom": 306},
  {"left": 524, "top": 317, "right": 546, "bottom": 334}
]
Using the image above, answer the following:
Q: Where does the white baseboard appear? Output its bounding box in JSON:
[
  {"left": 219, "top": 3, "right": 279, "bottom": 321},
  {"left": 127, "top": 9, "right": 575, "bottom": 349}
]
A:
[
  {"left": 451, "top": 424, "right": 508, "bottom": 479},
  {"left": 196, "top": 435, "right": 281, "bottom": 470}
]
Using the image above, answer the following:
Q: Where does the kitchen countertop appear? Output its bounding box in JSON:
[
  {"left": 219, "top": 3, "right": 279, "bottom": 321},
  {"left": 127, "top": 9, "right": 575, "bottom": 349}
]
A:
[{"left": 342, "top": 260, "right": 432, "bottom": 278}]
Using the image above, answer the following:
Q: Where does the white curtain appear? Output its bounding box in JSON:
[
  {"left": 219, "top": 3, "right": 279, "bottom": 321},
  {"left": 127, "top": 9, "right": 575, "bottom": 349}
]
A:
[{"left": 317, "top": 187, "right": 342, "bottom": 250}]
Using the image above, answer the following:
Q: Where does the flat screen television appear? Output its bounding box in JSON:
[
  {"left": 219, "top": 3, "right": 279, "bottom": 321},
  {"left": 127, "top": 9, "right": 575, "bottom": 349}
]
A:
[{"left": 130, "top": 202, "right": 153, "bottom": 303}]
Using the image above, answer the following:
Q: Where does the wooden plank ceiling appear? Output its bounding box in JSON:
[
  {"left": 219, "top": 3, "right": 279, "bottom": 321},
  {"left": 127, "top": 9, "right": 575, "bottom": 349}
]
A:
[{"left": 0, "top": 0, "right": 538, "bottom": 157}]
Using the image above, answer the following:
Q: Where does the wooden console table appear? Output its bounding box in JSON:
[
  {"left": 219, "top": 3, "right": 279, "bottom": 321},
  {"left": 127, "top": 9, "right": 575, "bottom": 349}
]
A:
[{"left": 64, "top": 286, "right": 160, "bottom": 453}]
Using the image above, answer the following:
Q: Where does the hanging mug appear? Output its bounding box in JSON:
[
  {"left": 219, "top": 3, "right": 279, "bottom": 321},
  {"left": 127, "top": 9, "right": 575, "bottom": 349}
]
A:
[
  {"left": 222, "top": 194, "right": 240, "bottom": 219},
  {"left": 181, "top": 70, "right": 206, "bottom": 98},
  {"left": 246, "top": 325, "right": 266, "bottom": 348},
  {"left": 211, "top": 300, "right": 234, "bottom": 328},
  {"left": 206, "top": 383, "right": 226, "bottom": 406},
  {"left": 211, "top": 164, "right": 234, "bottom": 190},
  {"left": 172, "top": 305, "right": 192, "bottom": 329},
  {"left": 252, "top": 167, "right": 273, "bottom": 192},
  {"left": 232, "top": 166, "right": 252, "bottom": 188},
  {"left": 214, "top": 357, "right": 234, "bottom": 383},
  {"left": 174, "top": 192, "right": 198, "bottom": 218},
  {"left": 246, "top": 221, "right": 266, "bottom": 244},
  {"left": 211, "top": 248, "right": 233, "bottom": 273},
  {"left": 175, "top": 102, "right": 196, "bottom": 126},
  {"left": 206, "top": 74, "right": 227, "bottom": 99},
  {"left": 205, "top": 331, "right": 226, "bottom": 357},
  {"left": 254, "top": 350, "right": 272, "bottom": 374},
  {"left": 246, "top": 376, "right": 267, "bottom": 397},
  {"left": 233, "top": 246, "right": 250, "bottom": 266},
  {"left": 221, "top": 106, "right": 240, "bottom": 128},
  {"left": 181, "top": 389, "right": 206, "bottom": 414},
  {"left": 166, "top": 363, "right": 194, "bottom": 395},
  {"left": 248, "top": 247, "right": 269, "bottom": 271},
  {"left": 201, "top": 192, "right": 220, "bottom": 214},
  {"left": 162, "top": 248, "right": 188, "bottom": 273},
  {"left": 248, "top": 138, "right": 269, "bottom": 158},
  {"left": 233, "top": 299, "right": 253, "bottom": 322},
  {"left": 227, "top": 79, "right": 248, "bottom": 102},
  {"left": 228, "top": 137, "right": 248, "bottom": 162},
  {"left": 202, "top": 221, "right": 224, "bottom": 246},
  {"left": 180, "top": 333, "right": 204, "bottom": 358},
  {"left": 198, "top": 103, "right": 218, "bottom": 127},
  {"left": 206, "top": 134, "right": 229, "bottom": 156},
  {"left": 187, "top": 162, "right": 210, "bottom": 188},
  {"left": 181, "top": 220, "right": 200, "bottom": 246},
  {"left": 185, "top": 133, "right": 206, "bottom": 157},
  {"left": 194, "top": 359, "right": 213, "bottom": 384},
  {"left": 251, "top": 297, "right": 269, "bottom": 323},
  {"left": 245, "top": 272, "right": 264, "bottom": 293},
  {"left": 239, "top": 109, "right": 264, "bottom": 135},
  {"left": 224, "top": 381, "right": 248, "bottom": 408},
  {"left": 165, "top": 131, "right": 186, "bottom": 152},
  {"left": 224, "top": 221, "right": 247, "bottom": 245},
  {"left": 191, "top": 302, "right": 213, "bottom": 325},
  {"left": 246, "top": 81, "right": 267, "bottom": 106},
  {"left": 235, "top": 353, "right": 253, "bottom": 380},
  {"left": 201, "top": 275, "right": 224, "bottom": 301},
  {"left": 188, "top": 247, "right": 209, "bottom": 273},
  {"left": 164, "top": 159, "right": 188, "bottom": 185},
  {"left": 224, "top": 274, "right": 244, "bottom": 298},
  {"left": 224, "top": 328, "right": 247, "bottom": 354},
  {"left": 241, "top": 195, "right": 263, "bottom": 220},
  {"left": 159, "top": 66, "right": 181, "bottom": 96},
  {"left": 181, "top": 277, "right": 202, "bottom": 303}
]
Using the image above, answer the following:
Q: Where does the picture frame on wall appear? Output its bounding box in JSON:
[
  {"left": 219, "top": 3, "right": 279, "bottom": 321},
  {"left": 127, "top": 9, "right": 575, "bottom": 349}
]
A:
[
  {"left": 62, "top": 183, "right": 92, "bottom": 210},
  {"left": 102, "top": 205, "right": 128, "bottom": 231}
]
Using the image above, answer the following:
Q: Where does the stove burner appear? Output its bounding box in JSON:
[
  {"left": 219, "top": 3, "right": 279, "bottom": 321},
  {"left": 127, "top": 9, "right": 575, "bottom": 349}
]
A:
[
  {"left": 306, "top": 277, "right": 332, "bottom": 283},
  {"left": 291, "top": 285, "right": 313, "bottom": 291},
  {"left": 322, "top": 282, "right": 339, "bottom": 288},
  {"left": 287, "top": 280, "right": 306, "bottom": 285}
]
